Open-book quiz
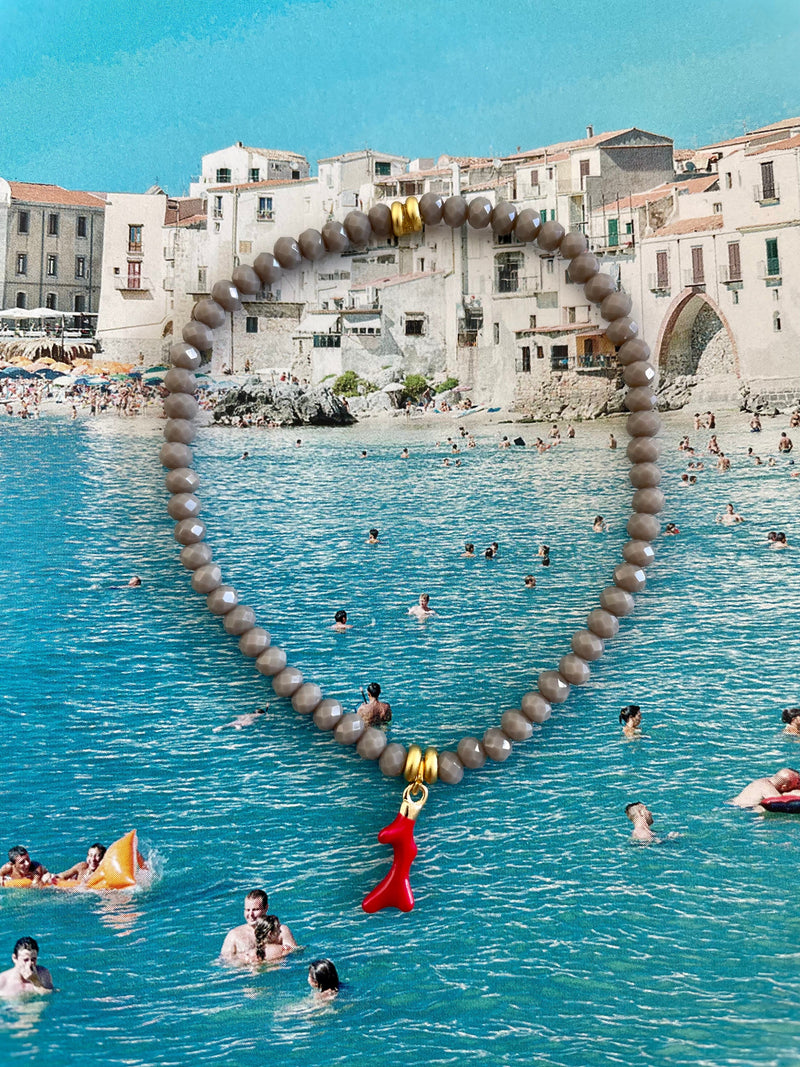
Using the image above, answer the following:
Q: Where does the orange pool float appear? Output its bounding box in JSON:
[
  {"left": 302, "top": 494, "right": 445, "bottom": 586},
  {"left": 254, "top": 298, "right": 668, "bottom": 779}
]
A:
[{"left": 1, "top": 830, "right": 146, "bottom": 890}]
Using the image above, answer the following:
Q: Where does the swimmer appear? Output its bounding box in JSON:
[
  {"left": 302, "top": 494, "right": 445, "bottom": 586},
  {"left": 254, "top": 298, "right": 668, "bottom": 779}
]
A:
[
  {"left": 679, "top": 473, "right": 691, "bottom": 488},
  {"left": 731, "top": 767, "right": 800, "bottom": 809},
  {"left": 782, "top": 708, "right": 800, "bottom": 735},
  {"left": 778, "top": 432, "right": 793, "bottom": 453},
  {"left": 400, "top": 448, "right": 409, "bottom": 459},
  {"left": 750, "top": 414, "right": 762, "bottom": 432},
  {"left": 538, "top": 544, "right": 551, "bottom": 566},
  {"left": 499, "top": 436, "right": 511, "bottom": 449},
  {"left": 592, "top": 515, "right": 607, "bottom": 532},
  {"left": 332, "top": 609, "right": 352, "bottom": 632},
  {"left": 308, "top": 958, "right": 339, "bottom": 1000},
  {"left": 567, "top": 425, "right": 575, "bottom": 439},
  {"left": 689, "top": 475, "right": 697, "bottom": 485},
  {"left": 240, "top": 450, "right": 250, "bottom": 460},
  {"left": 408, "top": 593, "right": 435, "bottom": 620},
  {"left": 0, "top": 938, "right": 53, "bottom": 997},
  {"left": 127, "top": 575, "right": 142, "bottom": 587},
  {"left": 619, "top": 704, "right": 642, "bottom": 738},
  {"left": 0, "top": 846, "right": 50, "bottom": 887},
  {"left": 772, "top": 532, "right": 789, "bottom": 550},
  {"left": 608, "top": 433, "right": 617, "bottom": 450},
  {"left": 664, "top": 523, "right": 679, "bottom": 535},
  {"left": 524, "top": 574, "right": 536, "bottom": 589},
  {"left": 356, "top": 682, "right": 391, "bottom": 727},
  {"left": 54, "top": 843, "right": 106, "bottom": 885},
  {"left": 359, "top": 450, "right": 367, "bottom": 458},
  {"left": 295, "top": 439, "right": 302, "bottom": 447},
  {"left": 791, "top": 410, "right": 800, "bottom": 429},
  {"left": 717, "top": 502, "right": 743, "bottom": 525},
  {"left": 443, "top": 458, "right": 450, "bottom": 467},
  {"left": 708, "top": 434, "right": 721, "bottom": 455},
  {"left": 625, "top": 802, "right": 655, "bottom": 843},
  {"left": 367, "top": 528, "right": 379, "bottom": 545},
  {"left": 716, "top": 452, "right": 731, "bottom": 471},
  {"left": 220, "top": 889, "right": 297, "bottom": 959},
  {"left": 462, "top": 543, "right": 475, "bottom": 557},
  {"left": 246, "top": 916, "right": 288, "bottom": 964},
  {"left": 484, "top": 546, "right": 495, "bottom": 559},
  {"left": 213, "top": 706, "right": 269, "bottom": 732},
  {"left": 693, "top": 413, "right": 703, "bottom": 430}
]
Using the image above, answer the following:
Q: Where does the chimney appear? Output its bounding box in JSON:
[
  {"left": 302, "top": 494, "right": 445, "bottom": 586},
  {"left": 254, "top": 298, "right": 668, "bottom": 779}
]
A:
[{"left": 586, "top": 125, "right": 594, "bottom": 139}]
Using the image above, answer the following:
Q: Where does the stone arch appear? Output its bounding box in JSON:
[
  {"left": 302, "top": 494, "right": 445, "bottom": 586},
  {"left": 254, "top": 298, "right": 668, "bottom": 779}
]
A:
[{"left": 654, "top": 289, "right": 739, "bottom": 379}]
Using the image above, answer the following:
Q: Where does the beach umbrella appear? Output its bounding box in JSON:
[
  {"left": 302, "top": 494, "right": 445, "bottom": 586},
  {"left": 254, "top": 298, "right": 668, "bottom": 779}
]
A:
[
  {"left": 51, "top": 376, "right": 73, "bottom": 387},
  {"left": 0, "top": 308, "right": 32, "bottom": 320},
  {"left": 50, "top": 361, "right": 72, "bottom": 372},
  {"left": 27, "top": 308, "right": 67, "bottom": 318},
  {"left": 0, "top": 366, "right": 35, "bottom": 378},
  {"left": 33, "top": 368, "right": 63, "bottom": 380}
]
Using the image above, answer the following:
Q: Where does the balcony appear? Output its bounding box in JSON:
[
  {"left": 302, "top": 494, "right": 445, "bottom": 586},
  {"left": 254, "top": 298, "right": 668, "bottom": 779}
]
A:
[
  {"left": 557, "top": 180, "right": 586, "bottom": 196},
  {"left": 493, "top": 275, "right": 542, "bottom": 296},
  {"left": 591, "top": 238, "right": 634, "bottom": 254},
  {"left": 127, "top": 242, "right": 143, "bottom": 255},
  {"left": 753, "top": 182, "right": 780, "bottom": 204},
  {"left": 457, "top": 330, "right": 480, "bottom": 347},
  {"left": 113, "top": 275, "right": 152, "bottom": 292},
  {"left": 648, "top": 273, "right": 671, "bottom": 292},
  {"left": 257, "top": 209, "right": 275, "bottom": 222},
  {"left": 718, "top": 264, "right": 742, "bottom": 285},
  {"left": 211, "top": 208, "right": 223, "bottom": 220},
  {"left": 758, "top": 260, "right": 782, "bottom": 284},
  {"left": 682, "top": 268, "right": 706, "bottom": 288}
]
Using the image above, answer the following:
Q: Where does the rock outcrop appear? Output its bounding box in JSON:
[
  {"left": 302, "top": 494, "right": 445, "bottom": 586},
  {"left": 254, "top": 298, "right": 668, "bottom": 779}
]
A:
[{"left": 212, "top": 381, "right": 356, "bottom": 426}]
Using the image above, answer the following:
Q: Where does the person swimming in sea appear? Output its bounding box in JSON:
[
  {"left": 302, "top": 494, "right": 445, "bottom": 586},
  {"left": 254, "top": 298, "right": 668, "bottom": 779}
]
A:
[
  {"left": 625, "top": 802, "right": 655, "bottom": 843},
  {"left": 524, "top": 574, "right": 536, "bottom": 589},
  {"left": 54, "top": 843, "right": 106, "bottom": 885},
  {"left": 356, "top": 682, "right": 391, "bottom": 727},
  {"left": 592, "top": 515, "right": 607, "bottom": 532},
  {"left": 308, "top": 958, "right": 339, "bottom": 1000},
  {"left": 213, "top": 707, "right": 269, "bottom": 732},
  {"left": 462, "top": 543, "right": 475, "bottom": 557},
  {"left": 620, "top": 704, "right": 642, "bottom": 738},
  {"left": 367, "top": 528, "right": 379, "bottom": 544},
  {"left": 538, "top": 544, "right": 550, "bottom": 566},
  {"left": 782, "top": 708, "right": 800, "bottom": 735},
  {"left": 332, "top": 609, "right": 352, "bottom": 632}
]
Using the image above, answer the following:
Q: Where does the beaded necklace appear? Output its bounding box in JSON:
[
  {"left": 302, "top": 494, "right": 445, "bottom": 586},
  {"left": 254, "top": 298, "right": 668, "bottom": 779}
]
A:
[{"left": 159, "top": 194, "right": 663, "bottom": 912}]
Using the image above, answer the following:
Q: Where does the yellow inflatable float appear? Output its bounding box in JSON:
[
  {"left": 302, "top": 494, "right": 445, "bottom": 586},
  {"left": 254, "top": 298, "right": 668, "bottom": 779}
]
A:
[{"left": 1, "top": 830, "right": 145, "bottom": 890}]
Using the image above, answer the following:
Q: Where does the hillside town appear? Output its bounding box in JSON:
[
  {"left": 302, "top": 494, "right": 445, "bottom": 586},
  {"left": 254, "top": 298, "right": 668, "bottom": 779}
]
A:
[{"left": 1, "top": 114, "right": 798, "bottom": 417}]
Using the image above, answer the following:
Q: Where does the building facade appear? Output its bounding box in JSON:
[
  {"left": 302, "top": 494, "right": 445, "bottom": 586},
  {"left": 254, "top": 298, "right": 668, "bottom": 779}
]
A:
[{"left": 0, "top": 180, "right": 105, "bottom": 322}]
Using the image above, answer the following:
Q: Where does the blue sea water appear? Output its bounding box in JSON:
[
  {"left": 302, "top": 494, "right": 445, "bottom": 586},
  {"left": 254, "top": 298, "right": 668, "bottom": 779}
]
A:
[{"left": 1, "top": 410, "right": 799, "bottom": 1066}]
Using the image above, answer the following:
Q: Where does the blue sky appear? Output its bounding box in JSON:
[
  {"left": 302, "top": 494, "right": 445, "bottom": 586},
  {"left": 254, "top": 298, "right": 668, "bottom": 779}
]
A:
[{"left": 0, "top": 0, "right": 797, "bottom": 195}]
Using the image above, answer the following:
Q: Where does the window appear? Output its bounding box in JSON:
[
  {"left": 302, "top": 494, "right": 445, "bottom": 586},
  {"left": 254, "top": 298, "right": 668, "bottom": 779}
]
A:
[
  {"left": 765, "top": 238, "right": 780, "bottom": 277},
  {"left": 529, "top": 314, "right": 537, "bottom": 328},
  {"left": 47, "top": 213, "right": 59, "bottom": 236},
  {"left": 198, "top": 267, "right": 208, "bottom": 289},
  {"left": 546, "top": 258, "right": 554, "bottom": 273},
  {"left": 77, "top": 215, "right": 88, "bottom": 238},
  {"left": 579, "top": 159, "right": 590, "bottom": 188},
  {"left": 655, "top": 250, "right": 669, "bottom": 288},
  {"left": 405, "top": 315, "right": 425, "bottom": 336},
  {"left": 291, "top": 170, "right": 300, "bottom": 180},
  {"left": 418, "top": 258, "right": 425, "bottom": 272},
  {"left": 713, "top": 202, "right": 722, "bottom": 214},
  {"left": 731, "top": 290, "right": 739, "bottom": 305},
  {"left": 550, "top": 345, "right": 569, "bottom": 370},
  {"left": 46, "top": 254, "right": 58, "bottom": 277},
  {"left": 127, "top": 261, "right": 142, "bottom": 289},
  {"left": 530, "top": 169, "right": 539, "bottom": 187},
  {"left": 313, "top": 334, "right": 341, "bottom": 347},
  {"left": 493, "top": 322, "right": 500, "bottom": 344},
  {"left": 521, "top": 346, "right": 531, "bottom": 372},
  {"left": 18, "top": 210, "right": 29, "bottom": 234},
  {"left": 691, "top": 246, "right": 705, "bottom": 284},
  {"left": 213, "top": 196, "right": 223, "bottom": 219},
  {"left": 727, "top": 242, "right": 741, "bottom": 282},
  {"left": 374, "top": 161, "right": 392, "bottom": 176},
  {"left": 773, "top": 311, "right": 781, "bottom": 332},
  {"left": 128, "top": 224, "right": 142, "bottom": 253},
  {"left": 75, "top": 256, "right": 86, "bottom": 279},
  {"left": 566, "top": 306, "right": 577, "bottom": 324},
  {"left": 257, "top": 196, "right": 273, "bottom": 220},
  {"left": 724, "top": 173, "right": 732, "bottom": 189},
  {"left": 15, "top": 292, "right": 26, "bottom": 308},
  {"left": 16, "top": 253, "right": 27, "bottom": 275},
  {"left": 74, "top": 294, "right": 85, "bottom": 313},
  {"left": 536, "top": 345, "right": 544, "bottom": 359},
  {"left": 607, "top": 218, "right": 619, "bottom": 247},
  {"left": 46, "top": 293, "right": 57, "bottom": 310},
  {"left": 245, "top": 316, "right": 258, "bottom": 333},
  {"left": 760, "top": 161, "right": 776, "bottom": 200},
  {"left": 496, "top": 252, "right": 522, "bottom": 293},
  {"left": 216, "top": 168, "right": 231, "bottom": 184},
  {"left": 625, "top": 221, "right": 633, "bottom": 235},
  {"left": 249, "top": 168, "right": 260, "bottom": 182}
]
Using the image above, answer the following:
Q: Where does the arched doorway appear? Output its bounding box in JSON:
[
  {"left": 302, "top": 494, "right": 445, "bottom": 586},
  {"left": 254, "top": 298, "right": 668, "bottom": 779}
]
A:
[{"left": 655, "top": 290, "right": 739, "bottom": 380}]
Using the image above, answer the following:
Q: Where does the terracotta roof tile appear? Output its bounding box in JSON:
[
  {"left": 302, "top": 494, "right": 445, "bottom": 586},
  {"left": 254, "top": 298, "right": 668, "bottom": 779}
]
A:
[
  {"left": 747, "top": 133, "right": 800, "bottom": 155},
  {"left": 597, "top": 175, "right": 718, "bottom": 215},
  {"left": 9, "top": 182, "right": 106, "bottom": 208},
  {"left": 238, "top": 145, "right": 308, "bottom": 161},
  {"left": 206, "top": 177, "right": 317, "bottom": 192},
  {"left": 502, "top": 129, "right": 632, "bottom": 162},
  {"left": 650, "top": 214, "right": 724, "bottom": 237}
]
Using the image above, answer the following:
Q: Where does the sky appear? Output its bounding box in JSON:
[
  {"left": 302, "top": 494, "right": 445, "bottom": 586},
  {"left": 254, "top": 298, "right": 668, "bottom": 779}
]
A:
[{"left": 0, "top": 0, "right": 798, "bottom": 196}]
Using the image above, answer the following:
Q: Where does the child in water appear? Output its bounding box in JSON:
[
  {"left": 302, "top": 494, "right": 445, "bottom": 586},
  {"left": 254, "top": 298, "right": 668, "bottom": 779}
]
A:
[{"left": 308, "top": 959, "right": 339, "bottom": 999}]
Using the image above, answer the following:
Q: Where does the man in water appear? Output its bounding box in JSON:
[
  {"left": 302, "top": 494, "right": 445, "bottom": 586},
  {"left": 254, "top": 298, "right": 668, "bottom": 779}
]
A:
[
  {"left": 731, "top": 767, "right": 800, "bottom": 809},
  {"left": 54, "top": 843, "right": 106, "bottom": 885},
  {"left": 0, "top": 846, "right": 50, "bottom": 886},
  {"left": 220, "top": 889, "right": 297, "bottom": 959},
  {"left": 408, "top": 593, "right": 435, "bottom": 620},
  {"left": 625, "top": 802, "right": 655, "bottom": 842},
  {"left": 356, "top": 682, "right": 392, "bottom": 727},
  {"left": 213, "top": 707, "right": 269, "bottom": 732},
  {"left": 0, "top": 937, "right": 53, "bottom": 996}
]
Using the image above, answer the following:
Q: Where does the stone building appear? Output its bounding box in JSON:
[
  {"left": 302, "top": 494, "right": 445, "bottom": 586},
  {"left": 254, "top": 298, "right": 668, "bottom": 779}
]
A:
[{"left": 0, "top": 180, "right": 105, "bottom": 322}]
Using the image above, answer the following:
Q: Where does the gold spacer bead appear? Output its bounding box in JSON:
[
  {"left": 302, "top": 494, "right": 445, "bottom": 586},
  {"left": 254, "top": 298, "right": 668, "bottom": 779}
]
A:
[
  {"left": 405, "top": 196, "right": 423, "bottom": 233},
  {"left": 422, "top": 747, "right": 438, "bottom": 785},
  {"left": 390, "top": 201, "right": 406, "bottom": 238},
  {"left": 404, "top": 744, "right": 423, "bottom": 782}
]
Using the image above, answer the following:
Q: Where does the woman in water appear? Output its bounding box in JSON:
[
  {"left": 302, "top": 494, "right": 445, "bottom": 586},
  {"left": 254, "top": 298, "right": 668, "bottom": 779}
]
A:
[
  {"left": 332, "top": 610, "right": 351, "bottom": 632},
  {"left": 356, "top": 682, "right": 391, "bottom": 727},
  {"left": 592, "top": 516, "right": 607, "bottom": 533},
  {"left": 620, "top": 705, "right": 643, "bottom": 738},
  {"left": 308, "top": 959, "right": 339, "bottom": 999},
  {"left": 782, "top": 708, "right": 800, "bottom": 735}
]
